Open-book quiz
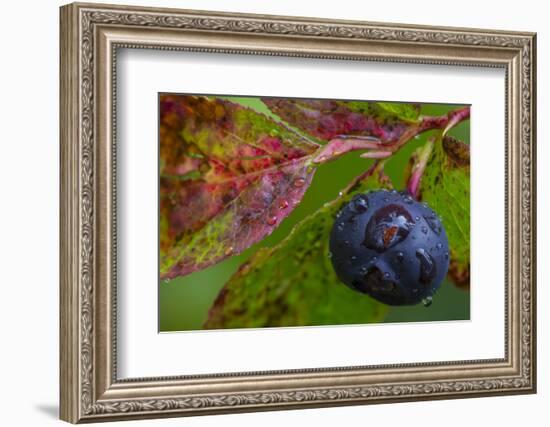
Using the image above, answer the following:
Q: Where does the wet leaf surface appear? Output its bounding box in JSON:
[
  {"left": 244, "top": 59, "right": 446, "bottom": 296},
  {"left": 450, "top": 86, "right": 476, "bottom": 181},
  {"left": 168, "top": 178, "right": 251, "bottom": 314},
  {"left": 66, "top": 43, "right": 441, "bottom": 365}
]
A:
[
  {"left": 417, "top": 135, "right": 470, "bottom": 288},
  {"left": 262, "top": 98, "right": 420, "bottom": 142},
  {"left": 160, "top": 95, "right": 320, "bottom": 279}
]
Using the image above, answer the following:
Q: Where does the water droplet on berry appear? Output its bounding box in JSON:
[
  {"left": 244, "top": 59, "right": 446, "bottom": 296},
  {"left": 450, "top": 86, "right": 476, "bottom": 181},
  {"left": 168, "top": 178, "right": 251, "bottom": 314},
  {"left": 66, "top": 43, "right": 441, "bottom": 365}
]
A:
[
  {"left": 444, "top": 252, "right": 449, "bottom": 260},
  {"left": 293, "top": 177, "right": 306, "bottom": 188},
  {"left": 350, "top": 194, "right": 369, "bottom": 213},
  {"left": 422, "top": 296, "right": 433, "bottom": 307},
  {"left": 356, "top": 268, "right": 395, "bottom": 294},
  {"left": 384, "top": 272, "right": 390, "bottom": 279},
  {"left": 344, "top": 240, "right": 350, "bottom": 246},
  {"left": 415, "top": 216, "right": 421, "bottom": 222},
  {"left": 350, "top": 255, "right": 357, "bottom": 262},
  {"left": 403, "top": 195, "right": 414, "bottom": 204},
  {"left": 424, "top": 214, "right": 443, "bottom": 235},
  {"left": 436, "top": 242, "right": 443, "bottom": 250},
  {"left": 364, "top": 204, "right": 414, "bottom": 252},
  {"left": 421, "top": 226, "right": 428, "bottom": 234},
  {"left": 395, "top": 252, "right": 404, "bottom": 263},
  {"left": 416, "top": 248, "right": 437, "bottom": 285}
]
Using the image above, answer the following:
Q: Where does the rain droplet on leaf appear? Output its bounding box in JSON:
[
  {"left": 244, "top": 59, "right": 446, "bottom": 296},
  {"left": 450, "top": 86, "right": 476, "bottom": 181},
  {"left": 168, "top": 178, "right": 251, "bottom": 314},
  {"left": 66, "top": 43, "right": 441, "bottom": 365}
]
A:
[{"left": 293, "top": 177, "right": 306, "bottom": 188}]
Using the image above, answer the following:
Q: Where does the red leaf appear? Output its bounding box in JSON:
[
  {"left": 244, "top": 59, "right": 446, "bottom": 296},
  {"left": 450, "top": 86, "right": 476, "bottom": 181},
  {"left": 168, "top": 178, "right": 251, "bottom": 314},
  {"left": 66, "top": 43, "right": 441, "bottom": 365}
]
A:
[
  {"left": 160, "top": 95, "right": 319, "bottom": 279},
  {"left": 263, "top": 98, "right": 420, "bottom": 143}
]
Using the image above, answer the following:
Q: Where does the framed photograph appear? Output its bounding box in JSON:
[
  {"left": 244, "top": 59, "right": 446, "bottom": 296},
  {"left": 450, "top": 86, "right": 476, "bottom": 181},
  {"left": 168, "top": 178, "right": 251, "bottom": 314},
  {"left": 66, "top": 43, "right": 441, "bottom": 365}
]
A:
[{"left": 60, "top": 2, "right": 536, "bottom": 423}]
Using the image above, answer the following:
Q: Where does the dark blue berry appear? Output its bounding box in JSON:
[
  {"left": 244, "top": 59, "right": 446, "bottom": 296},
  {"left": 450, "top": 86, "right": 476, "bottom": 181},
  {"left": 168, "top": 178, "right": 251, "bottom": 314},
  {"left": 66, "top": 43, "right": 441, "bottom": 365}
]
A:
[{"left": 329, "top": 190, "right": 449, "bottom": 306}]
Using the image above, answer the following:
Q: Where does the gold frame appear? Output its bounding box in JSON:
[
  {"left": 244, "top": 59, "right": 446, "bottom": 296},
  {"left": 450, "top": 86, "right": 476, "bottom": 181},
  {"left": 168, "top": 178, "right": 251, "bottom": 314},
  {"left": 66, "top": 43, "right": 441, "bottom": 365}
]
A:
[{"left": 60, "top": 2, "right": 537, "bottom": 423}]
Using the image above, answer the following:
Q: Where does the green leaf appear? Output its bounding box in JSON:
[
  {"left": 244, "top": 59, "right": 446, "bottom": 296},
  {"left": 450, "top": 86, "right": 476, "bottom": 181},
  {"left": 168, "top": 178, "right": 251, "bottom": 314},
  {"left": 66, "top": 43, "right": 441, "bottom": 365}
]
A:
[
  {"left": 205, "top": 163, "right": 392, "bottom": 329},
  {"left": 376, "top": 102, "right": 421, "bottom": 122},
  {"left": 418, "top": 135, "right": 470, "bottom": 288}
]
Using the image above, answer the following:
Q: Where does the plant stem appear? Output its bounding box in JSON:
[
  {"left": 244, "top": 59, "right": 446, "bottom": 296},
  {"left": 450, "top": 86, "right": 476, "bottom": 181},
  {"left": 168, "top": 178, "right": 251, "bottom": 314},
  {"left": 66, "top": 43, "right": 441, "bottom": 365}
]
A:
[
  {"left": 313, "top": 106, "right": 470, "bottom": 165},
  {"left": 407, "top": 138, "right": 436, "bottom": 199}
]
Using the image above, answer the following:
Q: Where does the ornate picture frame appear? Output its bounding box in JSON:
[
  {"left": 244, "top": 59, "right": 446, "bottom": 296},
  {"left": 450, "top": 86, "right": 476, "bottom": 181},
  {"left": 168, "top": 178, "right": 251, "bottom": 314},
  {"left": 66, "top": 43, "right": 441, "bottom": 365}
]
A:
[{"left": 60, "top": 2, "right": 536, "bottom": 423}]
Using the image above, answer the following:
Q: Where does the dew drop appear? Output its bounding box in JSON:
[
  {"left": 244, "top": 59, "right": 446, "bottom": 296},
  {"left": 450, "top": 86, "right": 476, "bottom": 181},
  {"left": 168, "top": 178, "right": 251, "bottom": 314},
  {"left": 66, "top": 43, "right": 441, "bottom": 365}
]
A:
[
  {"left": 363, "top": 204, "right": 414, "bottom": 252},
  {"left": 384, "top": 272, "right": 390, "bottom": 279},
  {"left": 421, "top": 226, "right": 428, "bottom": 234},
  {"left": 395, "top": 252, "right": 404, "bottom": 263},
  {"left": 415, "top": 216, "right": 421, "bottom": 222},
  {"left": 267, "top": 216, "right": 277, "bottom": 226},
  {"left": 444, "top": 252, "right": 449, "bottom": 260},
  {"left": 293, "top": 177, "right": 306, "bottom": 188},
  {"left": 424, "top": 214, "right": 443, "bottom": 235},
  {"left": 416, "top": 248, "right": 437, "bottom": 286},
  {"left": 225, "top": 246, "right": 234, "bottom": 256},
  {"left": 344, "top": 240, "right": 350, "bottom": 246},
  {"left": 359, "top": 266, "right": 368, "bottom": 274},
  {"left": 350, "top": 194, "right": 369, "bottom": 213},
  {"left": 436, "top": 242, "right": 443, "bottom": 250},
  {"left": 163, "top": 278, "right": 170, "bottom": 284},
  {"left": 422, "top": 296, "right": 433, "bottom": 307},
  {"left": 338, "top": 191, "right": 344, "bottom": 197},
  {"left": 328, "top": 252, "right": 333, "bottom": 259},
  {"left": 316, "top": 155, "right": 327, "bottom": 163},
  {"left": 306, "top": 165, "right": 315, "bottom": 174},
  {"left": 350, "top": 255, "right": 357, "bottom": 262},
  {"left": 403, "top": 195, "right": 414, "bottom": 204},
  {"left": 355, "top": 267, "right": 396, "bottom": 294},
  {"left": 279, "top": 200, "right": 289, "bottom": 210}
]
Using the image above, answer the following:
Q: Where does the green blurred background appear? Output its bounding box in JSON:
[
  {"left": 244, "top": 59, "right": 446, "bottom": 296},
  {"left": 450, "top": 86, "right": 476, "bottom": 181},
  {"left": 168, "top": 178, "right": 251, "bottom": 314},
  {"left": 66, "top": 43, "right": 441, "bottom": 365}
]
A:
[{"left": 159, "top": 96, "right": 470, "bottom": 332}]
